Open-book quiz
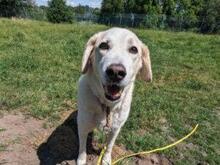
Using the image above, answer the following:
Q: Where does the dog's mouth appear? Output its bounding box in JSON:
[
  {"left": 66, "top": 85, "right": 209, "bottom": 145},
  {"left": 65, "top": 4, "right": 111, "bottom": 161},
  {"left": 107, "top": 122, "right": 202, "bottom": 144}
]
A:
[{"left": 103, "top": 84, "right": 123, "bottom": 101}]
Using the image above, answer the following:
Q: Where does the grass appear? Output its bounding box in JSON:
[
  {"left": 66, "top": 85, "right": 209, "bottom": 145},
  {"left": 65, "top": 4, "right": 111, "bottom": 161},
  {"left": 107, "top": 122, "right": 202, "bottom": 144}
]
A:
[
  {"left": 0, "top": 18, "right": 219, "bottom": 164},
  {"left": 0, "top": 144, "right": 7, "bottom": 151},
  {"left": 0, "top": 128, "right": 6, "bottom": 132}
]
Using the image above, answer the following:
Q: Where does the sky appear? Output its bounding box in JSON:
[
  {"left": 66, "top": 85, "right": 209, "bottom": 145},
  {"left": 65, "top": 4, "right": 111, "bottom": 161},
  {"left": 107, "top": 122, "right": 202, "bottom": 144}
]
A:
[{"left": 36, "top": 0, "right": 102, "bottom": 8}]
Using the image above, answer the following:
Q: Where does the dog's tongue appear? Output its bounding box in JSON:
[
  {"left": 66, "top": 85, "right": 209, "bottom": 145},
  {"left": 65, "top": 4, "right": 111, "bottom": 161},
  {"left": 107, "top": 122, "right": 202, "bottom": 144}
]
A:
[{"left": 107, "top": 85, "right": 120, "bottom": 96}]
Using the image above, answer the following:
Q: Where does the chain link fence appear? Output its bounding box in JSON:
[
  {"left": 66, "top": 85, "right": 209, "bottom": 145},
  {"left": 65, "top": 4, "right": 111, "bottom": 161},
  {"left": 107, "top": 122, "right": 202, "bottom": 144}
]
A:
[
  {"left": 75, "top": 13, "right": 199, "bottom": 31},
  {"left": 0, "top": 5, "right": 203, "bottom": 32},
  {"left": 0, "top": 5, "right": 47, "bottom": 21}
]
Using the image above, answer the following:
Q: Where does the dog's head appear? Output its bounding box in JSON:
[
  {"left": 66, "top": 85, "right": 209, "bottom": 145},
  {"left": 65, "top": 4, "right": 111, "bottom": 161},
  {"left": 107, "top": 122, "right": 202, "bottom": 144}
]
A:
[{"left": 81, "top": 28, "right": 152, "bottom": 102}]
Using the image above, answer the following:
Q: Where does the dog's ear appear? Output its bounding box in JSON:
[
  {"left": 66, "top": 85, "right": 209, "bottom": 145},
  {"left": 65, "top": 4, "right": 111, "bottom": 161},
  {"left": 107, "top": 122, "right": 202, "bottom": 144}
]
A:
[
  {"left": 81, "top": 33, "right": 100, "bottom": 74},
  {"left": 140, "top": 44, "right": 152, "bottom": 82}
]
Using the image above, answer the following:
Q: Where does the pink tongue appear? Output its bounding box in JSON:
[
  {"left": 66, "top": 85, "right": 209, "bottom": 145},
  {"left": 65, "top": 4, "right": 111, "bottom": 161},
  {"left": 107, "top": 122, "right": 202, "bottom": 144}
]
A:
[
  {"left": 107, "top": 86, "right": 120, "bottom": 96},
  {"left": 111, "top": 90, "right": 118, "bottom": 96}
]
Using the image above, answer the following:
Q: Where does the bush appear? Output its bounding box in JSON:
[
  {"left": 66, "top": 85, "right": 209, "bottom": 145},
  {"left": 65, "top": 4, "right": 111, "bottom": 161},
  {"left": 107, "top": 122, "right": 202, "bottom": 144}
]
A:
[
  {"left": 0, "top": 0, "right": 24, "bottom": 17},
  {"left": 47, "top": 0, "right": 73, "bottom": 23},
  {"left": 199, "top": 0, "right": 220, "bottom": 33}
]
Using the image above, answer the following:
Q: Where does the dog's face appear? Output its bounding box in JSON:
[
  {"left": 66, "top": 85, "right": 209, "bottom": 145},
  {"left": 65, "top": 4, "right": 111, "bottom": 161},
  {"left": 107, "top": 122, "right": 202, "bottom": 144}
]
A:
[{"left": 82, "top": 28, "right": 152, "bottom": 102}]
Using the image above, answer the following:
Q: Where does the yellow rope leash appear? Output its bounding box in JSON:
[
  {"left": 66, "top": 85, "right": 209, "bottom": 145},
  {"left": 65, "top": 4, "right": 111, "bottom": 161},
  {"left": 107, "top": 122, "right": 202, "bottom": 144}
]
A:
[
  {"left": 97, "top": 146, "right": 107, "bottom": 165},
  {"left": 97, "top": 124, "right": 199, "bottom": 165}
]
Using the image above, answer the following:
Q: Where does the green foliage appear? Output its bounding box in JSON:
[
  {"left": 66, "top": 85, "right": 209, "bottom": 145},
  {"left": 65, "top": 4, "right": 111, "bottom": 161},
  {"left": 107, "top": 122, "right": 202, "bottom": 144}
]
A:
[
  {"left": 102, "top": 0, "right": 164, "bottom": 15},
  {"left": 175, "top": 0, "right": 203, "bottom": 29},
  {"left": 72, "top": 5, "right": 100, "bottom": 15},
  {"left": 101, "top": 0, "right": 113, "bottom": 14},
  {"left": 124, "top": 0, "right": 136, "bottom": 13},
  {"left": 47, "top": 0, "right": 73, "bottom": 23},
  {"left": 73, "top": 5, "right": 86, "bottom": 14},
  {"left": 162, "top": 0, "right": 176, "bottom": 16},
  {"left": 199, "top": 0, "right": 220, "bottom": 33},
  {"left": 0, "top": 0, "right": 28, "bottom": 17},
  {"left": 0, "top": 143, "right": 7, "bottom": 151},
  {"left": 101, "top": 0, "right": 124, "bottom": 14},
  {"left": 0, "top": 0, "right": 47, "bottom": 21},
  {"left": 24, "top": 6, "right": 47, "bottom": 21},
  {"left": 100, "top": 0, "right": 219, "bottom": 33},
  {"left": 112, "top": 0, "right": 124, "bottom": 13},
  {"left": 73, "top": 5, "right": 91, "bottom": 15}
]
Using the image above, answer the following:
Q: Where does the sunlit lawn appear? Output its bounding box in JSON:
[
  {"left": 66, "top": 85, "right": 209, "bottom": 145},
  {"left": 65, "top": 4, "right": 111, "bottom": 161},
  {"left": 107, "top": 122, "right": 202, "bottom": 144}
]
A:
[{"left": 0, "top": 18, "right": 219, "bottom": 164}]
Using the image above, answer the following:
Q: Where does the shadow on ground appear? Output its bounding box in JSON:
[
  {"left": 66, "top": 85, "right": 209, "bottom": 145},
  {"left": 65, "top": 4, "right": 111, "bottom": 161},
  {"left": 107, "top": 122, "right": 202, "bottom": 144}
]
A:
[
  {"left": 37, "top": 111, "right": 173, "bottom": 165},
  {"left": 37, "top": 111, "right": 100, "bottom": 165}
]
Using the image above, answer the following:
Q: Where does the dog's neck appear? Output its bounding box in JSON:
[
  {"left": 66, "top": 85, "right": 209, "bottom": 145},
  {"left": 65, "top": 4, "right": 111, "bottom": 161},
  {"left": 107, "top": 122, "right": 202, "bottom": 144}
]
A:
[{"left": 84, "top": 70, "right": 135, "bottom": 131}]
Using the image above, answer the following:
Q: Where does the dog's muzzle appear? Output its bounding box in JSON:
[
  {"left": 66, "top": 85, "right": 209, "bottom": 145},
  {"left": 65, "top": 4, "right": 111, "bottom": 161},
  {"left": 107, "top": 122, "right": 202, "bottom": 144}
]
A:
[
  {"left": 103, "top": 84, "right": 123, "bottom": 101},
  {"left": 103, "top": 64, "right": 126, "bottom": 101}
]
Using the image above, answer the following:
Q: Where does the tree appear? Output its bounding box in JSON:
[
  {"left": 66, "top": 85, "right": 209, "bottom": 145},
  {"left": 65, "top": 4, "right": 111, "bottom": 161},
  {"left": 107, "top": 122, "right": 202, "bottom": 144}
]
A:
[
  {"left": 142, "top": 0, "right": 162, "bottom": 14},
  {"left": 101, "top": 0, "right": 113, "bottom": 14},
  {"left": 124, "top": 0, "right": 136, "bottom": 13},
  {"left": 25, "top": 0, "right": 36, "bottom": 6},
  {"left": 112, "top": 0, "right": 124, "bottom": 13},
  {"left": 99, "top": 0, "right": 219, "bottom": 33},
  {"left": 101, "top": 0, "right": 162, "bottom": 15},
  {"left": 162, "top": 0, "right": 176, "bottom": 16},
  {"left": 175, "top": 0, "right": 203, "bottom": 29},
  {"left": 101, "top": 0, "right": 124, "bottom": 14},
  {"left": 47, "top": 0, "right": 73, "bottom": 23},
  {"left": 199, "top": 0, "right": 220, "bottom": 33},
  {"left": 0, "top": 0, "right": 27, "bottom": 17}
]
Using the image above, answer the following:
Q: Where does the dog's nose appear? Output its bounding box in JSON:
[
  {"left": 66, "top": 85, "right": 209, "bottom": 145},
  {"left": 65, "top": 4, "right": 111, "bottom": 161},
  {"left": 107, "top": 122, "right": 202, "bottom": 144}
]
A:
[{"left": 106, "top": 64, "right": 126, "bottom": 82}]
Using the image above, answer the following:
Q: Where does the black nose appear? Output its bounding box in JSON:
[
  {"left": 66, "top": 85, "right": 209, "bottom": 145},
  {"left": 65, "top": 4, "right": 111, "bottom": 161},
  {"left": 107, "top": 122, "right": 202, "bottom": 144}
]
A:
[{"left": 106, "top": 64, "right": 126, "bottom": 82}]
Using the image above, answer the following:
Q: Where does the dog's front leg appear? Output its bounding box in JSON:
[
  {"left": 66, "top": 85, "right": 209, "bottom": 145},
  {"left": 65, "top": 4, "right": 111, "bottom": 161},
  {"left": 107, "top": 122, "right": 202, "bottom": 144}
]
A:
[
  {"left": 102, "top": 128, "right": 121, "bottom": 165},
  {"left": 77, "top": 127, "right": 88, "bottom": 165},
  {"left": 77, "top": 110, "right": 96, "bottom": 165}
]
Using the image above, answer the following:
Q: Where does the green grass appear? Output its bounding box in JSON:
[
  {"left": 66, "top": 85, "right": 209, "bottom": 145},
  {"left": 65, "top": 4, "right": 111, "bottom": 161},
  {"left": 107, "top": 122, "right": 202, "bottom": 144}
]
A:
[
  {"left": 0, "top": 143, "right": 7, "bottom": 151},
  {"left": 0, "top": 128, "right": 6, "bottom": 132},
  {"left": 0, "top": 18, "right": 219, "bottom": 164}
]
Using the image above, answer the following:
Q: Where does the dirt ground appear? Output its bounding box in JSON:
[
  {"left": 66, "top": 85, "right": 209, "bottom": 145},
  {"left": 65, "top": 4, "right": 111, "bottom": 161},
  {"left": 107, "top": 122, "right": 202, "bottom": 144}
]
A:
[{"left": 0, "top": 110, "right": 172, "bottom": 165}]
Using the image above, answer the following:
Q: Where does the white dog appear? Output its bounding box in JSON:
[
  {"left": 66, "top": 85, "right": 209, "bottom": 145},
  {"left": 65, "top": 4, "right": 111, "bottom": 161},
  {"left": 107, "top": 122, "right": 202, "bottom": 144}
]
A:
[{"left": 77, "top": 27, "right": 152, "bottom": 165}]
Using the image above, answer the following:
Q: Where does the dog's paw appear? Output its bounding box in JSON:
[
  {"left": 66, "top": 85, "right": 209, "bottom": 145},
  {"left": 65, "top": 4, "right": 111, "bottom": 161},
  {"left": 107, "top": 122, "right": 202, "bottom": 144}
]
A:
[
  {"left": 102, "top": 153, "right": 111, "bottom": 165},
  {"left": 76, "top": 159, "right": 86, "bottom": 165},
  {"left": 77, "top": 153, "right": 87, "bottom": 165}
]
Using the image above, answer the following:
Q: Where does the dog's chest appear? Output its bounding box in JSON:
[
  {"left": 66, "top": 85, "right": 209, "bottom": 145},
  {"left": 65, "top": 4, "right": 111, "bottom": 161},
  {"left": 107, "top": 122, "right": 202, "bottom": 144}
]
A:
[{"left": 96, "top": 109, "right": 124, "bottom": 132}]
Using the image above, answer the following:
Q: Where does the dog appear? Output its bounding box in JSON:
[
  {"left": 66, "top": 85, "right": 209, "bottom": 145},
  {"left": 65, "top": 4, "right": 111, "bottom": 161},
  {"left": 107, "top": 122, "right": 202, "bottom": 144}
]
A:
[{"left": 77, "top": 27, "right": 152, "bottom": 165}]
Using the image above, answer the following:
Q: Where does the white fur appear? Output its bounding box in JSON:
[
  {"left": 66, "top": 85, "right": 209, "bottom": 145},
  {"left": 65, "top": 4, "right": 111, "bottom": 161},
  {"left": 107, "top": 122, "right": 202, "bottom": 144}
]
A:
[{"left": 77, "top": 28, "right": 152, "bottom": 165}]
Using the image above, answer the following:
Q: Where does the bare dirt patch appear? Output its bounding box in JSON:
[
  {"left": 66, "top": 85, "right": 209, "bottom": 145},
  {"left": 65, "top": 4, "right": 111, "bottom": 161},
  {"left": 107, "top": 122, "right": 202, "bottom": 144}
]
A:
[
  {"left": 0, "top": 111, "right": 172, "bottom": 165},
  {"left": 0, "top": 112, "right": 52, "bottom": 165}
]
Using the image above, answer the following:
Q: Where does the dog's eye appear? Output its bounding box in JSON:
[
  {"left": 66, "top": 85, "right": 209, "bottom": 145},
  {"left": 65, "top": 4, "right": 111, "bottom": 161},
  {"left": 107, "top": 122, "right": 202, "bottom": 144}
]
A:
[
  {"left": 129, "top": 46, "right": 138, "bottom": 54},
  {"left": 99, "top": 42, "right": 109, "bottom": 50}
]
